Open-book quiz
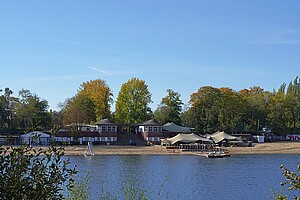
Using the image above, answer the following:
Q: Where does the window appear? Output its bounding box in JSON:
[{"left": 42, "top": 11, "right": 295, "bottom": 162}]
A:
[
  {"left": 148, "top": 126, "right": 153, "bottom": 132},
  {"left": 154, "top": 127, "right": 157, "bottom": 132},
  {"left": 108, "top": 126, "right": 112, "bottom": 132},
  {"left": 101, "top": 126, "right": 106, "bottom": 132}
]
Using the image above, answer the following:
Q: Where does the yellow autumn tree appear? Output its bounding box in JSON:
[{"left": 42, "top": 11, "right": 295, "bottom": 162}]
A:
[{"left": 78, "top": 79, "right": 113, "bottom": 121}]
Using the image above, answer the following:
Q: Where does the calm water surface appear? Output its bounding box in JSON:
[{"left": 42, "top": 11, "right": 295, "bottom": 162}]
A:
[{"left": 69, "top": 154, "right": 300, "bottom": 200}]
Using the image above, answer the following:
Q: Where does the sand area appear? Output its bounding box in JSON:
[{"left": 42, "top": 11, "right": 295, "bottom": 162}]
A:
[{"left": 58, "top": 142, "right": 300, "bottom": 156}]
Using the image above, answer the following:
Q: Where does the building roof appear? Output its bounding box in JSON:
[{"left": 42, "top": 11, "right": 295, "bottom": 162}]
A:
[
  {"left": 166, "top": 133, "right": 212, "bottom": 145},
  {"left": 163, "top": 122, "right": 191, "bottom": 133},
  {"left": 94, "top": 118, "right": 115, "bottom": 125},
  {"left": 140, "top": 119, "right": 162, "bottom": 126},
  {"left": 207, "top": 131, "right": 238, "bottom": 143},
  {"left": 21, "top": 131, "right": 50, "bottom": 138}
]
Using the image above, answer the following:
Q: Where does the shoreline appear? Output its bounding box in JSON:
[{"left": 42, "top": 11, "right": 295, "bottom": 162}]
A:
[{"left": 56, "top": 142, "right": 300, "bottom": 156}]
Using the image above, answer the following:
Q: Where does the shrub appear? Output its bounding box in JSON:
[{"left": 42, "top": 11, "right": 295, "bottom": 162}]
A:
[
  {"left": 276, "top": 164, "right": 300, "bottom": 200},
  {"left": 0, "top": 144, "right": 77, "bottom": 200}
]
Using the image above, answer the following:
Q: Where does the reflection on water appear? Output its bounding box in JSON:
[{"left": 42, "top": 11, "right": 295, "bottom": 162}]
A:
[{"left": 69, "top": 154, "right": 300, "bottom": 200}]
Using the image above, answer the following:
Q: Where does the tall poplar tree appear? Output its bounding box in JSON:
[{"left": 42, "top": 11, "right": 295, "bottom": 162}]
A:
[{"left": 115, "top": 78, "right": 152, "bottom": 124}]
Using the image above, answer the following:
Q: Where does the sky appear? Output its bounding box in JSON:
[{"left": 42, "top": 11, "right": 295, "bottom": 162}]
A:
[{"left": 1, "top": 0, "right": 300, "bottom": 111}]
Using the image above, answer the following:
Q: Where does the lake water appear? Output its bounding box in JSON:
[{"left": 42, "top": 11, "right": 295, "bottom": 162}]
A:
[{"left": 69, "top": 154, "right": 300, "bottom": 200}]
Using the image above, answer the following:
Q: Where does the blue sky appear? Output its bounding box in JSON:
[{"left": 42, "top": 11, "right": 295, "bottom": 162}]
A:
[{"left": 1, "top": 0, "right": 300, "bottom": 111}]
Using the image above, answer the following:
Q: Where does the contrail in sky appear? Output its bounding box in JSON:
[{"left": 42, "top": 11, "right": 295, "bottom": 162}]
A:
[{"left": 88, "top": 66, "right": 111, "bottom": 76}]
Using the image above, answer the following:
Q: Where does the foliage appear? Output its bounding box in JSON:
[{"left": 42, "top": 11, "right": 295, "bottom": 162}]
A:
[
  {"left": 188, "top": 86, "right": 221, "bottom": 133},
  {"left": 115, "top": 77, "right": 152, "bottom": 124},
  {"left": 15, "top": 89, "right": 52, "bottom": 130},
  {"left": 1, "top": 76, "right": 300, "bottom": 134},
  {"left": 154, "top": 89, "right": 183, "bottom": 125},
  {"left": 78, "top": 79, "right": 113, "bottom": 121},
  {"left": 100, "top": 177, "right": 168, "bottom": 200},
  {"left": 187, "top": 80, "right": 300, "bottom": 134},
  {"left": 0, "top": 144, "right": 77, "bottom": 200},
  {"left": 276, "top": 164, "right": 300, "bottom": 200},
  {"left": 240, "top": 86, "right": 270, "bottom": 133},
  {"left": 0, "top": 88, "right": 13, "bottom": 129},
  {"left": 268, "top": 77, "right": 300, "bottom": 134},
  {"left": 62, "top": 94, "right": 96, "bottom": 128},
  {"left": 66, "top": 174, "right": 90, "bottom": 200}
]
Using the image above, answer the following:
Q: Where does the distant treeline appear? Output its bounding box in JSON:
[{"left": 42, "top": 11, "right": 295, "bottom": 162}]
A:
[{"left": 1, "top": 77, "right": 300, "bottom": 135}]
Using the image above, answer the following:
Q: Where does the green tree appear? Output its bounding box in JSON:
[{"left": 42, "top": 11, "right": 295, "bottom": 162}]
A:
[
  {"left": 217, "top": 88, "right": 247, "bottom": 132},
  {"left": 239, "top": 86, "right": 270, "bottom": 133},
  {"left": 285, "top": 77, "right": 300, "bottom": 132},
  {"left": 154, "top": 89, "right": 183, "bottom": 125},
  {"left": 0, "top": 144, "right": 77, "bottom": 199},
  {"left": 78, "top": 79, "right": 113, "bottom": 120},
  {"left": 15, "top": 89, "right": 51, "bottom": 130},
  {"left": 0, "top": 88, "right": 13, "bottom": 129},
  {"left": 189, "top": 86, "right": 222, "bottom": 133},
  {"left": 115, "top": 78, "right": 152, "bottom": 124},
  {"left": 62, "top": 94, "right": 96, "bottom": 129}
]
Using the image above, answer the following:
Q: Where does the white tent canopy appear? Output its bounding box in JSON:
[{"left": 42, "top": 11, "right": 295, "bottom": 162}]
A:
[
  {"left": 166, "top": 133, "right": 212, "bottom": 145},
  {"left": 21, "top": 131, "right": 51, "bottom": 145},
  {"left": 208, "top": 131, "right": 238, "bottom": 143},
  {"left": 163, "top": 122, "right": 191, "bottom": 133}
]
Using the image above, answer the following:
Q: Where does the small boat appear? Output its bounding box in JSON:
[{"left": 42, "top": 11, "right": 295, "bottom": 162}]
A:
[
  {"left": 207, "top": 151, "right": 224, "bottom": 158},
  {"left": 207, "top": 147, "right": 230, "bottom": 158}
]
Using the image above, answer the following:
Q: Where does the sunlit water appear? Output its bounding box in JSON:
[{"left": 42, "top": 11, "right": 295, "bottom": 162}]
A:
[{"left": 68, "top": 154, "right": 300, "bottom": 200}]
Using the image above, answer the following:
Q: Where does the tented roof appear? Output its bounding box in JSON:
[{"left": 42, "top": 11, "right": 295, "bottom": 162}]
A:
[
  {"left": 208, "top": 131, "right": 237, "bottom": 143},
  {"left": 163, "top": 122, "right": 191, "bottom": 133},
  {"left": 21, "top": 131, "right": 50, "bottom": 138},
  {"left": 167, "top": 133, "right": 212, "bottom": 145}
]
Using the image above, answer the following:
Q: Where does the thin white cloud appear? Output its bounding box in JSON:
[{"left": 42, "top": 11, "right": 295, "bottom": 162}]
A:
[{"left": 87, "top": 66, "right": 112, "bottom": 76}]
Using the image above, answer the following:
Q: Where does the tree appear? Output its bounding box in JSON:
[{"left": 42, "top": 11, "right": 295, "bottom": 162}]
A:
[
  {"left": 15, "top": 89, "right": 51, "bottom": 130},
  {"left": 78, "top": 79, "right": 113, "bottom": 120},
  {"left": 0, "top": 88, "right": 13, "bottom": 129},
  {"left": 217, "top": 88, "right": 247, "bottom": 132},
  {"left": 189, "top": 86, "right": 222, "bottom": 133},
  {"left": 62, "top": 94, "right": 96, "bottom": 129},
  {"left": 115, "top": 78, "right": 152, "bottom": 124},
  {"left": 0, "top": 144, "right": 77, "bottom": 199},
  {"left": 239, "top": 87, "right": 270, "bottom": 133},
  {"left": 154, "top": 89, "right": 183, "bottom": 125}
]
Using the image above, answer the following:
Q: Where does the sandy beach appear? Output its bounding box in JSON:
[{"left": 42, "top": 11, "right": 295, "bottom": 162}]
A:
[{"left": 58, "top": 142, "right": 300, "bottom": 156}]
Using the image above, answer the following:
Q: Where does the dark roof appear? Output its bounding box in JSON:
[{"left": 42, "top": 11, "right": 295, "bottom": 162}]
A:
[
  {"left": 94, "top": 118, "right": 115, "bottom": 125},
  {"left": 140, "top": 119, "right": 162, "bottom": 126}
]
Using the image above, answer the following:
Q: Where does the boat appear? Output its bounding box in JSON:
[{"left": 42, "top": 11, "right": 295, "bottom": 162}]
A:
[
  {"left": 207, "top": 147, "right": 230, "bottom": 158},
  {"left": 207, "top": 151, "right": 224, "bottom": 158}
]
